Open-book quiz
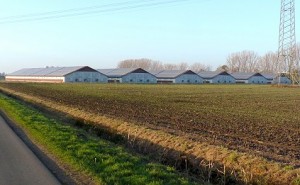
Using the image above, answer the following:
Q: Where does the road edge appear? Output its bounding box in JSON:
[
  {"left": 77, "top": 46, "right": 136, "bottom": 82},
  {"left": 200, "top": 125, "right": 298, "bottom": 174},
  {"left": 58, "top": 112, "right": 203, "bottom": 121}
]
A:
[{"left": 0, "top": 109, "right": 77, "bottom": 185}]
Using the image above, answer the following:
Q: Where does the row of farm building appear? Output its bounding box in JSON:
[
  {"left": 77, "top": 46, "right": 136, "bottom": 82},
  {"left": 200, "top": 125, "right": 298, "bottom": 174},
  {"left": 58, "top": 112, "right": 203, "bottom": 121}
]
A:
[{"left": 5, "top": 66, "right": 292, "bottom": 84}]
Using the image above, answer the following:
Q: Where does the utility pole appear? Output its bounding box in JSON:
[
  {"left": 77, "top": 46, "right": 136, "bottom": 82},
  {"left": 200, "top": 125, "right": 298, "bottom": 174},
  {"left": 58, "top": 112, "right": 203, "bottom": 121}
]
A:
[{"left": 278, "top": 0, "right": 298, "bottom": 84}]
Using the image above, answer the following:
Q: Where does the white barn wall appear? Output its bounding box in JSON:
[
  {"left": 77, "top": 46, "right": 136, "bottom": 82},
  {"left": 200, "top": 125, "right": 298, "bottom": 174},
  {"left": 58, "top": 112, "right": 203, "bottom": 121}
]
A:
[
  {"left": 235, "top": 80, "right": 248, "bottom": 84},
  {"left": 108, "top": 78, "right": 122, "bottom": 83},
  {"left": 5, "top": 76, "right": 65, "bottom": 83},
  {"left": 157, "top": 79, "right": 176, "bottom": 83}
]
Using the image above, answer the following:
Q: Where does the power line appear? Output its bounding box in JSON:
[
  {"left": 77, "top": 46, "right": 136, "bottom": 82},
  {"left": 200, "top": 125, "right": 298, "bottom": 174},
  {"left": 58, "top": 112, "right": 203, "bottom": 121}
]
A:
[
  {"left": 0, "top": 0, "right": 157, "bottom": 21},
  {"left": 0, "top": 0, "right": 201, "bottom": 24}
]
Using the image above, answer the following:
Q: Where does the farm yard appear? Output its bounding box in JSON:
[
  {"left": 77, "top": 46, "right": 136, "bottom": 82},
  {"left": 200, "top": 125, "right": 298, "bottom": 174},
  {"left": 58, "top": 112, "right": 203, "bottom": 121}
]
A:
[{"left": 0, "top": 82, "right": 299, "bottom": 184}]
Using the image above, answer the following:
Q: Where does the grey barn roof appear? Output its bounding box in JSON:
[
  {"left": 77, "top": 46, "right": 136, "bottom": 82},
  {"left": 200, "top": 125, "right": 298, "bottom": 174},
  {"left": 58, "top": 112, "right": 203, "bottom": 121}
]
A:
[
  {"left": 261, "top": 73, "right": 275, "bottom": 80},
  {"left": 97, "top": 69, "right": 115, "bottom": 75},
  {"left": 7, "top": 66, "right": 99, "bottom": 77},
  {"left": 231, "top": 72, "right": 264, "bottom": 80},
  {"left": 148, "top": 70, "right": 164, "bottom": 76},
  {"left": 198, "top": 71, "right": 232, "bottom": 79},
  {"left": 153, "top": 70, "right": 198, "bottom": 78},
  {"left": 97, "top": 68, "right": 153, "bottom": 77}
]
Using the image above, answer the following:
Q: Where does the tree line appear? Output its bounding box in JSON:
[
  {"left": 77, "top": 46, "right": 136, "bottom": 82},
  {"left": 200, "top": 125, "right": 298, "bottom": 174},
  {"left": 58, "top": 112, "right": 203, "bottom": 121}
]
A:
[
  {"left": 226, "top": 50, "right": 299, "bottom": 74},
  {"left": 117, "top": 44, "right": 300, "bottom": 74},
  {"left": 117, "top": 59, "right": 211, "bottom": 73},
  {"left": 214, "top": 44, "right": 300, "bottom": 73}
]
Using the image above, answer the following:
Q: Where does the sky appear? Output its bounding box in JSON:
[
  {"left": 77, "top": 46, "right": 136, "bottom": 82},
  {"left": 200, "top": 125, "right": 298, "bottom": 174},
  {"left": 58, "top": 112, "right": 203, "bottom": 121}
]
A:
[{"left": 0, "top": 0, "right": 298, "bottom": 73}]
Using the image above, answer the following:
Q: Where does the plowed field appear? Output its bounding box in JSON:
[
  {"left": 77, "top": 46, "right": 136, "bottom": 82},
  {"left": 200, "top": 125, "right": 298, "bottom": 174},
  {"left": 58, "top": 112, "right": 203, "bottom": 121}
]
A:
[{"left": 1, "top": 83, "right": 299, "bottom": 166}]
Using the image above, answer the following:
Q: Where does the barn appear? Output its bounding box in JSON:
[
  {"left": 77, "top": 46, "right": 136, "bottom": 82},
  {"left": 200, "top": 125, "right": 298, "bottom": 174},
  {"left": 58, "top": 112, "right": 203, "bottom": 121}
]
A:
[
  {"left": 231, "top": 72, "right": 268, "bottom": 84},
  {"left": 5, "top": 66, "right": 108, "bottom": 83},
  {"left": 98, "top": 68, "right": 157, "bottom": 83},
  {"left": 261, "top": 73, "right": 275, "bottom": 84},
  {"left": 198, "top": 71, "right": 236, "bottom": 84},
  {"left": 150, "top": 70, "right": 203, "bottom": 84},
  {"left": 272, "top": 73, "right": 292, "bottom": 84}
]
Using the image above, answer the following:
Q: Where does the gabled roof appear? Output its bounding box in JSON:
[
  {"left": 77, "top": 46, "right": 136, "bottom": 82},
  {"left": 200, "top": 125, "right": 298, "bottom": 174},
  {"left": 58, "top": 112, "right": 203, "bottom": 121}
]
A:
[
  {"left": 7, "top": 66, "right": 100, "bottom": 77},
  {"left": 97, "top": 69, "right": 115, "bottom": 75},
  {"left": 8, "top": 68, "right": 46, "bottom": 76},
  {"left": 97, "top": 68, "right": 153, "bottom": 77},
  {"left": 154, "top": 70, "right": 198, "bottom": 79},
  {"left": 198, "top": 71, "right": 232, "bottom": 79},
  {"left": 231, "top": 72, "right": 265, "bottom": 80},
  {"left": 261, "top": 73, "right": 275, "bottom": 80},
  {"left": 148, "top": 70, "right": 164, "bottom": 76}
]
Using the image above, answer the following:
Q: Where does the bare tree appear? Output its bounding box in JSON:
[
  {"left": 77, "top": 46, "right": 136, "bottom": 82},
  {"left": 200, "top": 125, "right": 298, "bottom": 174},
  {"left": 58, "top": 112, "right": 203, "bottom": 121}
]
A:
[
  {"left": 216, "top": 65, "right": 229, "bottom": 72},
  {"left": 227, "top": 50, "right": 260, "bottom": 72},
  {"left": 118, "top": 59, "right": 211, "bottom": 72},
  {"left": 163, "top": 63, "right": 178, "bottom": 70},
  {"left": 177, "top": 62, "right": 188, "bottom": 70},
  {"left": 276, "top": 43, "right": 300, "bottom": 73},
  {"left": 227, "top": 52, "right": 241, "bottom": 72},
  {"left": 118, "top": 58, "right": 156, "bottom": 69},
  {"left": 150, "top": 61, "right": 164, "bottom": 71},
  {"left": 189, "top": 63, "right": 211, "bottom": 72},
  {"left": 295, "top": 43, "right": 300, "bottom": 70},
  {"left": 258, "top": 52, "right": 279, "bottom": 73},
  {"left": 245, "top": 51, "right": 260, "bottom": 72}
]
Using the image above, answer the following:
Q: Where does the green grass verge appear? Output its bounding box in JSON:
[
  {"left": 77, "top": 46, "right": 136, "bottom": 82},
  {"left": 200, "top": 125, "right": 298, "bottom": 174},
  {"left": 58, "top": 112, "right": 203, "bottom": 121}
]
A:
[{"left": 0, "top": 93, "right": 198, "bottom": 185}]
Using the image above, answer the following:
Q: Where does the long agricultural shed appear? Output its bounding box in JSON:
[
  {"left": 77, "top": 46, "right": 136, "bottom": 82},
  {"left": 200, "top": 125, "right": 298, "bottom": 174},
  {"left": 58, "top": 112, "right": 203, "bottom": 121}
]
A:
[
  {"left": 149, "top": 70, "right": 203, "bottom": 84},
  {"left": 6, "top": 66, "right": 108, "bottom": 83},
  {"left": 198, "top": 71, "right": 236, "bottom": 84},
  {"left": 231, "top": 72, "right": 269, "bottom": 84},
  {"left": 5, "top": 66, "right": 290, "bottom": 84},
  {"left": 98, "top": 68, "right": 157, "bottom": 83}
]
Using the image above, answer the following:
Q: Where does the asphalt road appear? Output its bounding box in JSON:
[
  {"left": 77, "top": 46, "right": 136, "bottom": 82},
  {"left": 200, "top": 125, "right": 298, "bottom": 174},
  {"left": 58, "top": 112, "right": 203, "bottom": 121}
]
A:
[{"left": 0, "top": 116, "right": 61, "bottom": 185}]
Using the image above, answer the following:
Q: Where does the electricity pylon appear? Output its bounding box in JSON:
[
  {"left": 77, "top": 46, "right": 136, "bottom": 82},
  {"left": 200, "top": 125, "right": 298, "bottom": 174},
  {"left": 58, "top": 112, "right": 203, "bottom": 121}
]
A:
[{"left": 278, "top": 0, "right": 298, "bottom": 84}]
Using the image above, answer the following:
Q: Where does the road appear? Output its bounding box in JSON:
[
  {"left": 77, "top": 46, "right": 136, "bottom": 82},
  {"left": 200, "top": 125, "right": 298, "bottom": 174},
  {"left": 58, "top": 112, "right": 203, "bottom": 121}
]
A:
[{"left": 0, "top": 116, "right": 61, "bottom": 185}]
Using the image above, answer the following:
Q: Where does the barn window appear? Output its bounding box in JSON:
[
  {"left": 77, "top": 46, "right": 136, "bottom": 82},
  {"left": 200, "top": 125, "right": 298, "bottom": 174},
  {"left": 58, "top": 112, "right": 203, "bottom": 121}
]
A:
[
  {"left": 146, "top": 79, "right": 150, "bottom": 82},
  {"left": 75, "top": 79, "right": 79, "bottom": 82},
  {"left": 95, "top": 79, "right": 99, "bottom": 82},
  {"left": 182, "top": 80, "right": 184, "bottom": 83},
  {"left": 195, "top": 80, "right": 197, "bottom": 83},
  {"left": 130, "top": 79, "right": 133, "bottom": 82},
  {"left": 218, "top": 80, "right": 220, "bottom": 83},
  {"left": 140, "top": 79, "right": 143, "bottom": 82},
  {"left": 187, "top": 80, "right": 190, "bottom": 83}
]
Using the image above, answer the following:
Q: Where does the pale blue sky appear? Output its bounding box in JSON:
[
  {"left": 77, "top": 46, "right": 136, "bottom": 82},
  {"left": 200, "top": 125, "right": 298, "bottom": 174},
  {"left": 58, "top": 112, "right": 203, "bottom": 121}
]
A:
[{"left": 0, "top": 0, "right": 298, "bottom": 73}]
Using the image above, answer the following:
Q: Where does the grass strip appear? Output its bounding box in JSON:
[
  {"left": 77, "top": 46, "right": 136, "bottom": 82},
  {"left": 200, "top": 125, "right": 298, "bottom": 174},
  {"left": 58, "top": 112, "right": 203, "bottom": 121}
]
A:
[{"left": 0, "top": 93, "right": 198, "bottom": 185}]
